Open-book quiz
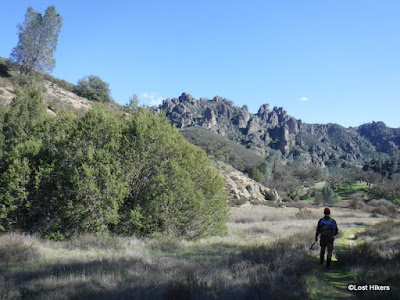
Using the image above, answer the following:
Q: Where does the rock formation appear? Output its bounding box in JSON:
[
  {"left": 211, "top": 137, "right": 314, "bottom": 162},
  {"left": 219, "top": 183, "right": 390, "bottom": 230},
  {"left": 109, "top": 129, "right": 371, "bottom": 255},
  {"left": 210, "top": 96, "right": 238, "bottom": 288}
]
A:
[{"left": 152, "top": 92, "right": 400, "bottom": 169}]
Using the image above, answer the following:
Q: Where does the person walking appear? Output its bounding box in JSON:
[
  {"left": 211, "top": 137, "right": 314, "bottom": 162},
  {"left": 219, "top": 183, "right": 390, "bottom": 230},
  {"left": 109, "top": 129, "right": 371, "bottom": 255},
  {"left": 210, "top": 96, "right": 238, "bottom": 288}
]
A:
[{"left": 315, "top": 207, "right": 338, "bottom": 269}]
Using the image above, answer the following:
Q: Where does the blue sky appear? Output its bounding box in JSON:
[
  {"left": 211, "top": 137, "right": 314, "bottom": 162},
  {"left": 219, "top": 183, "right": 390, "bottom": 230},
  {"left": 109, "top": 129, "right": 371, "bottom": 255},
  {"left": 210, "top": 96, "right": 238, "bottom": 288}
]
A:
[{"left": 1, "top": 0, "right": 399, "bottom": 128}]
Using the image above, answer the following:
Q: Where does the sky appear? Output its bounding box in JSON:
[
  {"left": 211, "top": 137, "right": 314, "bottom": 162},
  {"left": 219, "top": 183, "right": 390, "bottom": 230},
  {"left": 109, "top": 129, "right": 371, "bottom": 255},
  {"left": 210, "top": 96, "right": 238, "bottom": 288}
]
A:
[{"left": 1, "top": 0, "right": 399, "bottom": 128}]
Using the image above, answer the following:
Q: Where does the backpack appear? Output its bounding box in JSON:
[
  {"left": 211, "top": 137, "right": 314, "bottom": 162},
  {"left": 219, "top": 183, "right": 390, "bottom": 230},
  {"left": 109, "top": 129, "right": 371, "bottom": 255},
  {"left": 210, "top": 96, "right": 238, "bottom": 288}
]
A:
[{"left": 319, "top": 219, "right": 335, "bottom": 238}]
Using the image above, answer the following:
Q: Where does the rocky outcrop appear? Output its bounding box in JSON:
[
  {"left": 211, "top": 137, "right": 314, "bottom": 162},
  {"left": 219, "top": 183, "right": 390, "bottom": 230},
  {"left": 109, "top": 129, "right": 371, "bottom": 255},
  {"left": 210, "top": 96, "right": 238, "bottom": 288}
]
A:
[
  {"left": 357, "top": 121, "right": 400, "bottom": 155},
  {"left": 153, "top": 92, "right": 400, "bottom": 168},
  {"left": 213, "top": 160, "right": 280, "bottom": 206},
  {"left": 153, "top": 93, "right": 304, "bottom": 154}
]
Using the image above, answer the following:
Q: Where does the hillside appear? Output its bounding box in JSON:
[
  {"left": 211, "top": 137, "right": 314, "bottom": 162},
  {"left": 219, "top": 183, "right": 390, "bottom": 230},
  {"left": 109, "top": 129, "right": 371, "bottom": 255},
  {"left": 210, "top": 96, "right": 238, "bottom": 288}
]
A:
[
  {"left": 2, "top": 56, "right": 400, "bottom": 205},
  {"left": 3, "top": 55, "right": 399, "bottom": 172},
  {"left": 151, "top": 92, "right": 400, "bottom": 169},
  {"left": 0, "top": 57, "right": 283, "bottom": 207},
  {"left": 0, "top": 57, "right": 121, "bottom": 115},
  {"left": 0, "top": 58, "right": 399, "bottom": 300}
]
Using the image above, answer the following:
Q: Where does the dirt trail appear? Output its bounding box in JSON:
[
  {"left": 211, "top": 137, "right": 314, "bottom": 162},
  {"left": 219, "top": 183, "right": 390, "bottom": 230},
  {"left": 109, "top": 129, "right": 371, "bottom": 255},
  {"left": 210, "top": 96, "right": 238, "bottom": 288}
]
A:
[
  {"left": 314, "top": 227, "right": 365, "bottom": 299},
  {"left": 229, "top": 205, "right": 383, "bottom": 299}
]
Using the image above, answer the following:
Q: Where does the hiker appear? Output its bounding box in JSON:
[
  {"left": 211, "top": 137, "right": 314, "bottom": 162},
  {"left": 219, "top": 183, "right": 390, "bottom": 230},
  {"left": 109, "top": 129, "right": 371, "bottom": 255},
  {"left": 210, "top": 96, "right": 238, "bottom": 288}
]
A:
[{"left": 315, "top": 207, "right": 338, "bottom": 269}]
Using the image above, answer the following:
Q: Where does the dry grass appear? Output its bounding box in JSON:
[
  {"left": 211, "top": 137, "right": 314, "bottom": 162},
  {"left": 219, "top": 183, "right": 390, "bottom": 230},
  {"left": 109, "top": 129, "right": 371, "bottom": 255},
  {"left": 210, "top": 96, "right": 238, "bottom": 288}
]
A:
[
  {"left": 0, "top": 232, "right": 43, "bottom": 264},
  {"left": 336, "top": 220, "right": 400, "bottom": 298},
  {"left": 294, "top": 208, "right": 318, "bottom": 219},
  {"left": 231, "top": 216, "right": 257, "bottom": 223},
  {"left": 356, "top": 219, "right": 400, "bottom": 241},
  {"left": 242, "top": 225, "right": 270, "bottom": 236},
  {"left": 365, "top": 199, "right": 398, "bottom": 217},
  {"left": 0, "top": 205, "right": 393, "bottom": 299}
]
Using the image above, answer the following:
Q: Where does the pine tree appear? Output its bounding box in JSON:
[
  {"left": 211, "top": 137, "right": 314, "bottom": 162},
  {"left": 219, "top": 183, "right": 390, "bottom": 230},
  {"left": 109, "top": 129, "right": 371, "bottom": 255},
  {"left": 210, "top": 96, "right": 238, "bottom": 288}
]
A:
[{"left": 10, "top": 6, "right": 63, "bottom": 74}]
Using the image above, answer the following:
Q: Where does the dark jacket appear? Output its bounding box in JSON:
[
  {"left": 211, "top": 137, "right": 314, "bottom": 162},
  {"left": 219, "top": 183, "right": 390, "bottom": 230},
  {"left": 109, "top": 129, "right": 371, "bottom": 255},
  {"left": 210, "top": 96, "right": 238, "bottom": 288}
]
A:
[{"left": 316, "top": 216, "right": 338, "bottom": 240}]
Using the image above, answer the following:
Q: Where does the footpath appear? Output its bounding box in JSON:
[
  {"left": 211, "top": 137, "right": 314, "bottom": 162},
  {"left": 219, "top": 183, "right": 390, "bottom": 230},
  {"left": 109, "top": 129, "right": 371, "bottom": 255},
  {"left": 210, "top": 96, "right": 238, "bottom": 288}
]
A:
[{"left": 310, "top": 228, "right": 363, "bottom": 299}]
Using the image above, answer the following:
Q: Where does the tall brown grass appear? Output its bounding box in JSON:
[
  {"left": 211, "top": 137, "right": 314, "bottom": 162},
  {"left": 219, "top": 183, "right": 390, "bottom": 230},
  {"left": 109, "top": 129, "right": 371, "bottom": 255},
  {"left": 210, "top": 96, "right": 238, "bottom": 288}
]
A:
[
  {"left": 0, "top": 232, "right": 42, "bottom": 264},
  {"left": 336, "top": 220, "right": 400, "bottom": 299}
]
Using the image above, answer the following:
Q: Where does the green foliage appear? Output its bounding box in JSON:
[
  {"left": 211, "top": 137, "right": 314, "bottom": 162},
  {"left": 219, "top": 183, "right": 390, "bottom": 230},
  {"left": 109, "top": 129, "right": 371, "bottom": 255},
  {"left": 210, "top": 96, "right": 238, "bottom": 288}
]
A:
[
  {"left": 248, "top": 167, "right": 263, "bottom": 182},
  {"left": 10, "top": 6, "right": 63, "bottom": 75},
  {"left": 0, "top": 84, "right": 47, "bottom": 230},
  {"left": 0, "top": 86, "right": 228, "bottom": 238},
  {"left": 124, "top": 94, "right": 140, "bottom": 112},
  {"left": 180, "top": 126, "right": 264, "bottom": 171},
  {"left": 4, "top": 84, "right": 47, "bottom": 145},
  {"left": 322, "top": 185, "right": 340, "bottom": 204},
  {"left": 75, "top": 75, "right": 112, "bottom": 102}
]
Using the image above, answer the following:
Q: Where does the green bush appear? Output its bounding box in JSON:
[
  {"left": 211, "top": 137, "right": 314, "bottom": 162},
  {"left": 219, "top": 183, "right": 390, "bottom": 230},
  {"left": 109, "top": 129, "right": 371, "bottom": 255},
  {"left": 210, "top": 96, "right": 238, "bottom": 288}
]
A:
[
  {"left": 248, "top": 167, "right": 263, "bottom": 182},
  {"left": 322, "top": 185, "right": 340, "bottom": 204},
  {"left": 0, "top": 85, "right": 228, "bottom": 239},
  {"left": 75, "top": 75, "right": 112, "bottom": 102}
]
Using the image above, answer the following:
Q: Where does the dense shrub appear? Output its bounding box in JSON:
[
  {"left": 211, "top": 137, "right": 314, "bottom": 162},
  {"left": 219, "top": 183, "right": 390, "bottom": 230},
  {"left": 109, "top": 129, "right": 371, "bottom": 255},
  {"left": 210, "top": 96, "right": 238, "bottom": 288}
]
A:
[
  {"left": 0, "top": 84, "right": 228, "bottom": 239},
  {"left": 75, "top": 75, "right": 112, "bottom": 102},
  {"left": 322, "top": 185, "right": 340, "bottom": 204},
  {"left": 0, "top": 61, "right": 10, "bottom": 77},
  {"left": 248, "top": 167, "right": 263, "bottom": 182},
  {"left": 365, "top": 199, "right": 397, "bottom": 217},
  {"left": 349, "top": 193, "right": 365, "bottom": 209}
]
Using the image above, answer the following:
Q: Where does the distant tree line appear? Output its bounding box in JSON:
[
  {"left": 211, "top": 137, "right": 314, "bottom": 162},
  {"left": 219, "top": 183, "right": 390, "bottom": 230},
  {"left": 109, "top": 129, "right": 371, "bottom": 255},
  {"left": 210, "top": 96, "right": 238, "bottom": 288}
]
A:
[
  {"left": 0, "top": 84, "right": 228, "bottom": 239},
  {"left": 245, "top": 149, "right": 400, "bottom": 204},
  {"left": 362, "top": 155, "right": 400, "bottom": 179}
]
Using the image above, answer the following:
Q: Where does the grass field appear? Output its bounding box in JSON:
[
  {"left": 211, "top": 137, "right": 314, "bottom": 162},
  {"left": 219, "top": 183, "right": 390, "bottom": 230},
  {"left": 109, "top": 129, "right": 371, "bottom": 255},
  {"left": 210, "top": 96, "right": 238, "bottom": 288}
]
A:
[{"left": 0, "top": 205, "right": 398, "bottom": 299}]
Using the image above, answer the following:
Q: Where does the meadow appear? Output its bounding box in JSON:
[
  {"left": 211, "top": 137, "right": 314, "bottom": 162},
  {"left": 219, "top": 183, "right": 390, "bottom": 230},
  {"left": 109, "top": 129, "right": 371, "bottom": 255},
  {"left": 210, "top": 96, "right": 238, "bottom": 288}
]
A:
[{"left": 1, "top": 204, "right": 398, "bottom": 299}]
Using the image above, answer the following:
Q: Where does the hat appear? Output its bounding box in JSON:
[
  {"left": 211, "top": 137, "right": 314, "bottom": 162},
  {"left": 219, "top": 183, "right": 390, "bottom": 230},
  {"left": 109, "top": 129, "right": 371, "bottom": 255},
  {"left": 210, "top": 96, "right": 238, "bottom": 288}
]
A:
[{"left": 324, "top": 207, "right": 331, "bottom": 215}]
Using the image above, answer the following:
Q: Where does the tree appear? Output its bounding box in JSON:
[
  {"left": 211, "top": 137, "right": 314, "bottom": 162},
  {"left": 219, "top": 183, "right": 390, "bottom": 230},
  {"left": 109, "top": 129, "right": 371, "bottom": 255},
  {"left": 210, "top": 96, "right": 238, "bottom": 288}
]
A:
[
  {"left": 75, "top": 75, "right": 112, "bottom": 102},
  {"left": 248, "top": 167, "right": 263, "bottom": 183},
  {"left": 322, "top": 185, "right": 340, "bottom": 204},
  {"left": 0, "top": 98, "right": 228, "bottom": 238},
  {"left": 124, "top": 94, "right": 140, "bottom": 112},
  {"left": 0, "top": 84, "right": 48, "bottom": 231},
  {"left": 10, "top": 6, "right": 63, "bottom": 75}
]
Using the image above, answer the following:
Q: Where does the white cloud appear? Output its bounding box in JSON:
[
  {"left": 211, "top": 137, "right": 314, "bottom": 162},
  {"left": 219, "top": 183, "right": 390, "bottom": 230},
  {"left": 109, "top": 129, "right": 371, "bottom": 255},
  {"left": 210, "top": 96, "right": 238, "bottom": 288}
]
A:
[
  {"left": 140, "top": 92, "right": 164, "bottom": 106},
  {"left": 299, "top": 97, "right": 309, "bottom": 101}
]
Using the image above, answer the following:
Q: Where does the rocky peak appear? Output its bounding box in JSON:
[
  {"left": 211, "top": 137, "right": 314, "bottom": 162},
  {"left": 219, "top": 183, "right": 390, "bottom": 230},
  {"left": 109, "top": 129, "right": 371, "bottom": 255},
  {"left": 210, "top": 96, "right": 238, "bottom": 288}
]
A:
[
  {"left": 204, "top": 107, "right": 217, "bottom": 123},
  {"left": 154, "top": 92, "right": 400, "bottom": 168},
  {"left": 178, "top": 92, "right": 197, "bottom": 105},
  {"left": 257, "top": 104, "right": 270, "bottom": 121},
  {"left": 358, "top": 121, "right": 400, "bottom": 154}
]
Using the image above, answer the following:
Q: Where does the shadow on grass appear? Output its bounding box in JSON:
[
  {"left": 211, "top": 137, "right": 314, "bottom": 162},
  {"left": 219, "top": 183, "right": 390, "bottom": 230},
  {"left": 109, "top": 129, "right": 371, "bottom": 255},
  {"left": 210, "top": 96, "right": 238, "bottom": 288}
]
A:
[
  {"left": 8, "top": 231, "right": 396, "bottom": 299},
  {"left": 334, "top": 241, "right": 400, "bottom": 299},
  {"left": 0, "top": 240, "right": 318, "bottom": 300}
]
